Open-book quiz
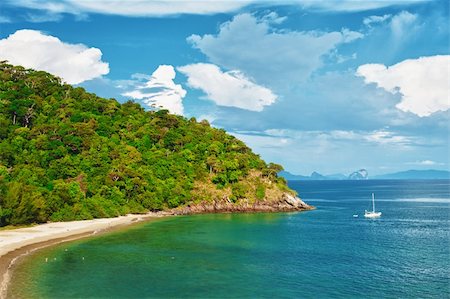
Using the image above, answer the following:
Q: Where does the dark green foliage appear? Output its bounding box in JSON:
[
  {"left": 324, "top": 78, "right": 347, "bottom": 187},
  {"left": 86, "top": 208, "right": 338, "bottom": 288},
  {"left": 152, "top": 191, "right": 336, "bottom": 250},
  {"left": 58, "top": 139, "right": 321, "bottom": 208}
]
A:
[
  {"left": 256, "top": 184, "right": 266, "bottom": 200},
  {"left": 0, "top": 63, "right": 289, "bottom": 226},
  {"left": 231, "top": 183, "right": 248, "bottom": 203}
]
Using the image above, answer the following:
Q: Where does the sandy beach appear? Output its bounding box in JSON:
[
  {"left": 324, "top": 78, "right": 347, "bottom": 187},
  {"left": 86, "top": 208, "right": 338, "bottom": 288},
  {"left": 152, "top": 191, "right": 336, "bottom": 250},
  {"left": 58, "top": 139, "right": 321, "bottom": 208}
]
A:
[{"left": 0, "top": 212, "right": 172, "bottom": 299}]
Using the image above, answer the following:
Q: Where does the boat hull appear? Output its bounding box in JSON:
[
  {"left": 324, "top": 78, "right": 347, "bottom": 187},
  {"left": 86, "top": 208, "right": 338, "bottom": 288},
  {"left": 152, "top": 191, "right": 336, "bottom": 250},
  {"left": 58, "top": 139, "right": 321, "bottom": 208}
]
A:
[{"left": 364, "top": 212, "right": 382, "bottom": 218}]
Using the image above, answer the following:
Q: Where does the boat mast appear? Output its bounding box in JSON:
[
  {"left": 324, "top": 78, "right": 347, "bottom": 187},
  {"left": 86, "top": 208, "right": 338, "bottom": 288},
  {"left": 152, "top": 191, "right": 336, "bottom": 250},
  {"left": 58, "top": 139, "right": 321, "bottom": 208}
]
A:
[{"left": 372, "top": 193, "right": 375, "bottom": 212}]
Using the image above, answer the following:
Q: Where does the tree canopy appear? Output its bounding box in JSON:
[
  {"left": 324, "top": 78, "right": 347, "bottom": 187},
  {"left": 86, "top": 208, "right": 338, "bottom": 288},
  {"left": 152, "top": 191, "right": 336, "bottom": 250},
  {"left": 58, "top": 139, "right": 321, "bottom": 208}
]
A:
[{"left": 0, "top": 62, "right": 290, "bottom": 226}]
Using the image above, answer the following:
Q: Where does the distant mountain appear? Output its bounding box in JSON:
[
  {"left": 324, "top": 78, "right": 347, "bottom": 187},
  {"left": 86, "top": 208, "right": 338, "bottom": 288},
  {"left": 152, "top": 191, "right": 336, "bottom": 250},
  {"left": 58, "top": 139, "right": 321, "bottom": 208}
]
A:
[
  {"left": 310, "top": 171, "right": 325, "bottom": 180},
  {"left": 348, "top": 169, "right": 369, "bottom": 180},
  {"left": 373, "top": 170, "right": 450, "bottom": 180},
  {"left": 279, "top": 171, "right": 347, "bottom": 181},
  {"left": 281, "top": 169, "right": 450, "bottom": 181},
  {"left": 278, "top": 171, "right": 310, "bottom": 180}
]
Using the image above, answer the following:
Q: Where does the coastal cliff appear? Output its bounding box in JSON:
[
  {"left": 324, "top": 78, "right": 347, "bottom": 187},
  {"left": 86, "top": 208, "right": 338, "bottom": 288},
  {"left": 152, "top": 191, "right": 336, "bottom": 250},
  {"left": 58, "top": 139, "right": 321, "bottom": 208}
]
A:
[{"left": 173, "top": 193, "right": 312, "bottom": 214}]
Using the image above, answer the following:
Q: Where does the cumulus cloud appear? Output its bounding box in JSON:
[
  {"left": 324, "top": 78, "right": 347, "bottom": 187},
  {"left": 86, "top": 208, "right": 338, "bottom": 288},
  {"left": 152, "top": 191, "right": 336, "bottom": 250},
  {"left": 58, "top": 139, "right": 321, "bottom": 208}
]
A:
[
  {"left": 357, "top": 55, "right": 450, "bottom": 117},
  {"left": 178, "top": 63, "right": 277, "bottom": 112},
  {"left": 188, "top": 13, "right": 363, "bottom": 86},
  {"left": 0, "top": 29, "right": 109, "bottom": 84},
  {"left": 123, "top": 65, "right": 186, "bottom": 115}
]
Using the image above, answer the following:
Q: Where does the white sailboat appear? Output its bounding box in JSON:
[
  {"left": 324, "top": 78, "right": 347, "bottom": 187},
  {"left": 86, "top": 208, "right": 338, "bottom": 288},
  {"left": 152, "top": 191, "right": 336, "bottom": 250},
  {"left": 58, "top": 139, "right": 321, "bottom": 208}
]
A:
[{"left": 364, "top": 193, "right": 381, "bottom": 218}]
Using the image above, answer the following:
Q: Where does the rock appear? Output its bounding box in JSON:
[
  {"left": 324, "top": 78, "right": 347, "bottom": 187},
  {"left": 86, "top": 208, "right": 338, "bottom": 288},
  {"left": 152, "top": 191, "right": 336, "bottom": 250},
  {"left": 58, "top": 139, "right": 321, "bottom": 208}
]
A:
[
  {"left": 283, "top": 193, "right": 309, "bottom": 209},
  {"left": 171, "top": 192, "right": 313, "bottom": 215},
  {"left": 348, "top": 169, "right": 368, "bottom": 180}
]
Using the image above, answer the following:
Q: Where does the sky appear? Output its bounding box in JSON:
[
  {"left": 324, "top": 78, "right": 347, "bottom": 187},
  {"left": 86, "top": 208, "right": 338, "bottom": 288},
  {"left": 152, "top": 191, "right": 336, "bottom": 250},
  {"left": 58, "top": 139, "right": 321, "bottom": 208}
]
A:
[{"left": 0, "top": 0, "right": 448, "bottom": 176}]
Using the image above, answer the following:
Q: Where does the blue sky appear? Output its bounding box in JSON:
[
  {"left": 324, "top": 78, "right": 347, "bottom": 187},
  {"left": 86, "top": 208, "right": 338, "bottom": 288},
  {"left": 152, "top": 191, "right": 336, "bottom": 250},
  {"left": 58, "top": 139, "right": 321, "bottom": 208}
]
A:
[{"left": 0, "top": 0, "right": 448, "bottom": 176}]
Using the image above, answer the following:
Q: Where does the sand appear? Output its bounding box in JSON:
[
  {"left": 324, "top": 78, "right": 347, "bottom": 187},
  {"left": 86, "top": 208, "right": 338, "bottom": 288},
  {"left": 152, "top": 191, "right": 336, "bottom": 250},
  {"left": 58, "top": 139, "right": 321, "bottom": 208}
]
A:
[{"left": 0, "top": 212, "right": 172, "bottom": 299}]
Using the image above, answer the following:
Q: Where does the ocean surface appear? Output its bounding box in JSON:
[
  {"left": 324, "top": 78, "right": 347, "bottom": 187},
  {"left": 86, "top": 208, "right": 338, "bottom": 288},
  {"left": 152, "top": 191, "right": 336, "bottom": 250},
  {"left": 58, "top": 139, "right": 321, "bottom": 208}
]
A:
[{"left": 10, "top": 180, "right": 450, "bottom": 298}]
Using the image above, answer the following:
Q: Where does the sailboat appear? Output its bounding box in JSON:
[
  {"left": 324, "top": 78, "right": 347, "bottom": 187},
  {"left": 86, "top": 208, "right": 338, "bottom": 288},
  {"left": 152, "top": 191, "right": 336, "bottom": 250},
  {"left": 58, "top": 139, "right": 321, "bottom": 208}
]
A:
[{"left": 364, "top": 193, "right": 382, "bottom": 218}]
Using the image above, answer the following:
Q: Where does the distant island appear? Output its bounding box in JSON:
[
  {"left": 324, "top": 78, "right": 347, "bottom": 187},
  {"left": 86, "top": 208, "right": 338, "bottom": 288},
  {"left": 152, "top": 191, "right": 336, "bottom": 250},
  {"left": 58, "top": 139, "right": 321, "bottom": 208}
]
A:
[
  {"left": 280, "top": 169, "right": 369, "bottom": 180},
  {"left": 372, "top": 169, "right": 450, "bottom": 180},
  {"left": 0, "top": 63, "right": 311, "bottom": 227},
  {"left": 280, "top": 169, "right": 450, "bottom": 180}
]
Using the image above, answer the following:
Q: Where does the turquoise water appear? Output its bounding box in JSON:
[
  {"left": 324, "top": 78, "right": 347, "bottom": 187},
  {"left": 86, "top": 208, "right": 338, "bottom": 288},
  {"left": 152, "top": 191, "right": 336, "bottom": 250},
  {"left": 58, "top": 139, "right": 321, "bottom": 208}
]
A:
[{"left": 10, "top": 180, "right": 450, "bottom": 298}]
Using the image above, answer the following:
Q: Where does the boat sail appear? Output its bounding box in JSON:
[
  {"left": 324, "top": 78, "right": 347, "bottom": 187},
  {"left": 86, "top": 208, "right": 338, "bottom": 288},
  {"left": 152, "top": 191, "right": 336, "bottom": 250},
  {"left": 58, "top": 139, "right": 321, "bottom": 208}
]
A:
[{"left": 364, "top": 193, "right": 382, "bottom": 218}]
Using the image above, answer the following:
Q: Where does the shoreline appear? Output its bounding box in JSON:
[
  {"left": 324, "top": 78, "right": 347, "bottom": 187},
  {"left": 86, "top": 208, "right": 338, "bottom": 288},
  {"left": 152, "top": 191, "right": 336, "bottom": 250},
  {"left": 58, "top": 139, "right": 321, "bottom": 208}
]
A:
[
  {"left": 0, "top": 211, "right": 172, "bottom": 299},
  {"left": 0, "top": 197, "right": 313, "bottom": 299}
]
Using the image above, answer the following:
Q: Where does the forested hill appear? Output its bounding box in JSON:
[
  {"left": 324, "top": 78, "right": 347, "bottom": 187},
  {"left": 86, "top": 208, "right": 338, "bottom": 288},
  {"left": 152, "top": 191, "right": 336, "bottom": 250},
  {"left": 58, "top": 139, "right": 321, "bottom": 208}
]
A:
[{"left": 0, "top": 62, "right": 305, "bottom": 226}]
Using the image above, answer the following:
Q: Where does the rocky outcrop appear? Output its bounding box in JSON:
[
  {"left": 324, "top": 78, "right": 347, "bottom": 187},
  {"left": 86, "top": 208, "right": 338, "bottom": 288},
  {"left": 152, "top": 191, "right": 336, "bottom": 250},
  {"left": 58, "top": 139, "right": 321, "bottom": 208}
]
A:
[
  {"left": 172, "top": 193, "right": 313, "bottom": 215},
  {"left": 282, "top": 193, "right": 310, "bottom": 209},
  {"left": 348, "top": 169, "right": 368, "bottom": 180}
]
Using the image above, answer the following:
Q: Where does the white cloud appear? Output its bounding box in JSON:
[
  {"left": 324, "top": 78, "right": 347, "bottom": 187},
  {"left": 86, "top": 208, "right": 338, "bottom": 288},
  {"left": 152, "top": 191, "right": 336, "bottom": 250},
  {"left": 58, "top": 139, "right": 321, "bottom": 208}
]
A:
[
  {"left": 364, "top": 130, "right": 413, "bottom": 146},
  {"left": 24, "top": 12, "right": 63, "bottom": 23},
  {"left": 260, "top": 11, "right": 287, "bottom": 24},
  {"left": 363, "top": 14, "right": 391, "bottom": 26},
  {"left": 7, "top": 0, "right": 250, "bottom": 17},
  {"left": 6, "top": 0, "right": 428, "bottom": 17},
  {"left": 0, "top": 29, "right": 109, "bottom": 84},
  {"left": 296, "top": 1, "right": 428, "bottom": 12},
  {"left": 188, "top": 13, "right": 363, "bottom": 86},
  {"left": 224, "top": 123, "right": 448, "bottom": 176},
  {"left": 357, "top": 55, "right": 450, "bottom": 117},
  {"left": 178, "top": 63, "right": 277, "bottom": 111},
  {"left": 264, "top": 128, "right": 413, "bottom": 146},
  {"left": 390, "top": 11, "right": 418, "bottom": 38},
  {"left": 362, "top": 11, "right": 418, "bottom": 40},
  {"left": 406, "top": 160, "right": 445, "bottom": 166},
  {"left": 123, "top": 65, "right": 186, "bottom": 115},
  {"left": 419, "top": 160, "right": 436, "bottom": 165}
]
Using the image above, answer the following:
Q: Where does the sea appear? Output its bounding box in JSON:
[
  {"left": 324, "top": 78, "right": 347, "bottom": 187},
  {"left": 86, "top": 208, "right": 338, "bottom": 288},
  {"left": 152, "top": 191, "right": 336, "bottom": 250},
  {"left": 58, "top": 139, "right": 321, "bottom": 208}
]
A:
[{"left": 9, "top": 180, "right": 450, "bottom": 298}]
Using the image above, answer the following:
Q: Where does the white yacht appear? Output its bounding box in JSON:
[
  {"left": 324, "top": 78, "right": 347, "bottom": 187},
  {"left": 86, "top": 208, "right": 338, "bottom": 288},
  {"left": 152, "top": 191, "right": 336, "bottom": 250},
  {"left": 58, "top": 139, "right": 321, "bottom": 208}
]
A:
[{"left": 364, "top": 193, "right": 382, "bottom": 218}]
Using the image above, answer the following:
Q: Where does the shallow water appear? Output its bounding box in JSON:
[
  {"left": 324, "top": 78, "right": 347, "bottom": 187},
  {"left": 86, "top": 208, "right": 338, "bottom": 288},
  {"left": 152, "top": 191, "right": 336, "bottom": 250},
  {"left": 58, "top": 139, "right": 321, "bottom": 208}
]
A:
[{"left": 10, "top": 180, "right": 450, "bottom": 298}]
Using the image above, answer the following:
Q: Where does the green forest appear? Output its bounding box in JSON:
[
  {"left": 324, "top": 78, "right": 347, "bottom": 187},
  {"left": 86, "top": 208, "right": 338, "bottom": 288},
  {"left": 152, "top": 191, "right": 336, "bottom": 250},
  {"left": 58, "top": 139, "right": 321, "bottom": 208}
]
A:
[{"left": 0, "top": 62, "right": 292, "bottom": 226}]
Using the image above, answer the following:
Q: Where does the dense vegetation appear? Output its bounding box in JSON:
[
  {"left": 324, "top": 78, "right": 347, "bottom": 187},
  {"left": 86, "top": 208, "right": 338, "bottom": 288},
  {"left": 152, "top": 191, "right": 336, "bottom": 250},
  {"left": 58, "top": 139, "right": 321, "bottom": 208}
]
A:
[{"left": 0, "top": 62, "right": 291, "bottom": 226}]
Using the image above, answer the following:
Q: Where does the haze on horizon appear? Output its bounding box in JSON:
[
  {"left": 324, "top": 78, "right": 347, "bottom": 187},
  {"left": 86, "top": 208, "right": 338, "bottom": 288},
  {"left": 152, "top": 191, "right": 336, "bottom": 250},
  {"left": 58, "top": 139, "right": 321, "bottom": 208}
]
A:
[{"left": 0, "top": 0, "right": 448, "bottom": 176}]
